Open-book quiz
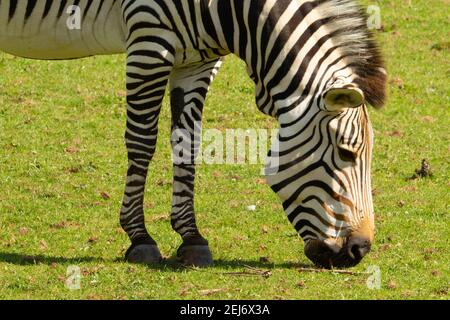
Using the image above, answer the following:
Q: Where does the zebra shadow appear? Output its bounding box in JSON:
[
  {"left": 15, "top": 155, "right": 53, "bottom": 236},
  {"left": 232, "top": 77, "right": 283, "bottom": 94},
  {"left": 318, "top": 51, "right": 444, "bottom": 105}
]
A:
[
  {"left": 0, "top": 252, "right": 104, "bottom": 265},
  {"left": 0, "top": 251, "right": 312, "bottom": 271},
  {"left": 142, "top": 256, "right": 313, "bottom": 271}
]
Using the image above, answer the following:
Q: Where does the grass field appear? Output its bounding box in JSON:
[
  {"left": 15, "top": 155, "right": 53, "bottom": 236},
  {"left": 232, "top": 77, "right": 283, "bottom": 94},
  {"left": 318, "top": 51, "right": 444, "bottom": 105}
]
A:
[{"left": 0, "top": 1, "right": 448, "bottom": 300}]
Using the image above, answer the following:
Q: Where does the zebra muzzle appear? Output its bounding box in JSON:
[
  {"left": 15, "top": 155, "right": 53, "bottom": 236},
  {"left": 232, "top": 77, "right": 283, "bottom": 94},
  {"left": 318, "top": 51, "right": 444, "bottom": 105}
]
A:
[{"left": 304, "top": 235, "right": 372, "bottom": 269}]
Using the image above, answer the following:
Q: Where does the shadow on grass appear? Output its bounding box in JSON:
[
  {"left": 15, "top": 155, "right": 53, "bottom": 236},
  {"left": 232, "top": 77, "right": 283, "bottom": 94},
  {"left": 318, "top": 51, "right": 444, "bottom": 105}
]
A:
[
  {"left": 141, "top": 255, "right": 313, "bottom": 271},
  {"left": 0, "top": 251, "right": 313, "bottom": 271},
  {"left": 0, "top": 252, "right": 104, "bottom": 265},
  {"left": 212, "top": 259, "right": 312, "bottom": 269}
]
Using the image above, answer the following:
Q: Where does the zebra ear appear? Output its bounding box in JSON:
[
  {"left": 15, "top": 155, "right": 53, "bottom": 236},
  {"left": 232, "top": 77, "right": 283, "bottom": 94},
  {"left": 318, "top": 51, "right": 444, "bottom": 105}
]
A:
[{"left": 323, "top": 86, "right": 365, "bottom": 111}]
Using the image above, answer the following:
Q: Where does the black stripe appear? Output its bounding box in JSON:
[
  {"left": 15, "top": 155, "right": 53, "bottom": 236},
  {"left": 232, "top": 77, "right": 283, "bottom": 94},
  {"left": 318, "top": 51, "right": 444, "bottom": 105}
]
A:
[
  {"left": 83, "top": 0, "right": 94, "bottom": 20},
  {"left": 25, "top": 0, "right": 37, "bottom": 21},
  {"left": 294, "top": 219, "right": 327, "bottom": 238},
  {"left": 234, "top": 0, "right": 247, "bottom": 60},
  {"left": 57, "top": 0, "right": 67, "bottom": 19},
  {"left": 217, "top": 0, "right": 234, "bottom": 52},
  {"left": 8, "top": 0, "right": 17, "bottom": 21},
  {"left": 247, "top": 0, "right": 265, "bottom": 83},
  {"left": 188, "top": 0, "right": 201, "bottom": 50},
  {"left": 172, "top": 0, "right": 192, "bottom": 51},
  {"left": 199, "top": 0, "right": 219, "bottom": 47},
  {"left": 94, "top": 0, "right": 104, "bottom": 21},
  {"left": 259, "top": 0, "right": 292, "bottom": 78},
  {"left": 42, "top": 0, "right": 53, "bottom": 19}
]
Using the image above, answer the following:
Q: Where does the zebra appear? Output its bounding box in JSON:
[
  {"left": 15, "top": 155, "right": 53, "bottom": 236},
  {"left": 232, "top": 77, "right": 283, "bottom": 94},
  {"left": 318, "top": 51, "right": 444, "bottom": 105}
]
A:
[{"left": 0, "top": 0, "right": 387, "bottom": 269}]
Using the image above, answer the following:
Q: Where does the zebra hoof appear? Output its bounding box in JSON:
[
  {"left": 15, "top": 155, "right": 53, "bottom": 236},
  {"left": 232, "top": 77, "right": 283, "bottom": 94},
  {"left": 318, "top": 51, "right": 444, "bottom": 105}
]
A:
[
  {"left": 177, "top": 245, "right": 213, "bottom": 267},
  {"left": 125, "top": 244, "right": 162, "bottom": 265}
]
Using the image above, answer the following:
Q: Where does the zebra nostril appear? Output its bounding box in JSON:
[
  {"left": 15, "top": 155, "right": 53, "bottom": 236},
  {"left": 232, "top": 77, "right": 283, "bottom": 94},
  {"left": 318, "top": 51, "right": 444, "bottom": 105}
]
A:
[{"left": 347, "top": 237, "right": 371, "bottom": 260}]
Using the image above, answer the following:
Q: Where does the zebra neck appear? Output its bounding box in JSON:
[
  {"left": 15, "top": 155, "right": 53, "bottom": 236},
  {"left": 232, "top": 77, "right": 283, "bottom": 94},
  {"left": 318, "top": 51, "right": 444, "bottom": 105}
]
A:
[
  {"left": 200, "top": 0, "right": 385, "bottom": 117},
  {"left": 199, "top": 0, "right": 339, "bottom": 118}
]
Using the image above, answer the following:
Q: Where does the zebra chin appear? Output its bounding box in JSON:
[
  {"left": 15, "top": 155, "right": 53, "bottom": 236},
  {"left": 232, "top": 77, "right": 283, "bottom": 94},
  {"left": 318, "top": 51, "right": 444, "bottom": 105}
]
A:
[{"left": 304, "top": 235, "right": 372, "bottom": 269}]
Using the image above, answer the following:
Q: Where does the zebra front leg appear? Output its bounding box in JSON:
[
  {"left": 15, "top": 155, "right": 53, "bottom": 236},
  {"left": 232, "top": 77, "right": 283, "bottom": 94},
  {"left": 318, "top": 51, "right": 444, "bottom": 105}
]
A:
[
  {"left": 172, "top": 163, "right": 212, "bottom": 267},
  {"left": 170, "top": 59, "right": 222, "bottom": 267},
  {"left": 120, "top": 52, "right": 173, "bottom": 264},
  {"left": 122, "top": 161, "right": 162, "bottom": 264}
]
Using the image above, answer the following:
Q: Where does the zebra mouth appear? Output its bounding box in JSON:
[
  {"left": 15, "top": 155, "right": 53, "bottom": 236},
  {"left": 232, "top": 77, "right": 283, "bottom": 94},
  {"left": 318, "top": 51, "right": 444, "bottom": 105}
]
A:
[{"left": 304, "top": 237, "right": 371, "bottom": 269}]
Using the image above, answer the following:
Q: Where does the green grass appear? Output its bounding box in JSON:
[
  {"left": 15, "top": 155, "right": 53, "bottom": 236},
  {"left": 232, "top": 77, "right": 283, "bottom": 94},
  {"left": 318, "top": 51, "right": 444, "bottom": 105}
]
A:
[{"left": 0, "top": 1, "right": 448, "bottom": 299}]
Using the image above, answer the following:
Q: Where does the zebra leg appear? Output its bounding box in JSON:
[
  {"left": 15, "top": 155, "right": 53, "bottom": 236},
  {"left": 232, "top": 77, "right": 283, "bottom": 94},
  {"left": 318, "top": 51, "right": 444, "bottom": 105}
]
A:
[
  {"left": 170, "top": 59, "right": 222, "bottom": 267},
  {"left": 121, "top": 51, "right": 173, "bottom": 264}
]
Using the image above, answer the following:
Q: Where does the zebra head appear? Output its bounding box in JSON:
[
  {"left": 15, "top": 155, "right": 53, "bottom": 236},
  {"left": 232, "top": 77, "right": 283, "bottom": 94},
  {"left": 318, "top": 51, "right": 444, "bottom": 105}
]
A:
[
  {"left": 266, "top": 71, "right": 386, "bottom": 269},
  {"left": 263, "top": 2, "right": 387, "bottom": 268},
  {"left": 266, "top": 58, "right": 388, "bottom": 267}
]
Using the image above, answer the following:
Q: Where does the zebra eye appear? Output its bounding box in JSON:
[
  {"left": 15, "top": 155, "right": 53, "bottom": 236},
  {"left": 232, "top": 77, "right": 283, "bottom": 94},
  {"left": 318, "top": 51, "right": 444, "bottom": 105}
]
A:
[{"left": 338, "top": 147, "right": 357, "bottom": 162}]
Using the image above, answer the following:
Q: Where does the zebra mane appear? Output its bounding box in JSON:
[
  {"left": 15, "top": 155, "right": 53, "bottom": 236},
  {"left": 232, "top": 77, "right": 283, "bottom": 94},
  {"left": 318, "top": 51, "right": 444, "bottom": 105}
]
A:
[{"left": 318, "top": 0, "right": 387, "bottom": 108}]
